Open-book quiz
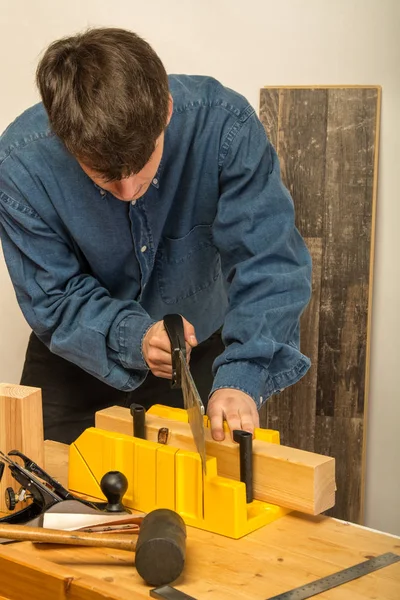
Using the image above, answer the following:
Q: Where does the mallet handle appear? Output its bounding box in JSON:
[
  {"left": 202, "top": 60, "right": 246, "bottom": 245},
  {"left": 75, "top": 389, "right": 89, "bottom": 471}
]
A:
[{"left": 0, "top": 523, "right": 138, "bottom": 551}]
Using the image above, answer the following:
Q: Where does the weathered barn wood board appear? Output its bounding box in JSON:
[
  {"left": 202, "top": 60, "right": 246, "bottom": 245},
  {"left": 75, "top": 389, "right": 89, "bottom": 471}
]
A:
[
  {"left": 262, "top": 237, "right": 322, "bottom": 454},
  {"left": 258, "top": 87, "right": 380, "bottom": 524}
]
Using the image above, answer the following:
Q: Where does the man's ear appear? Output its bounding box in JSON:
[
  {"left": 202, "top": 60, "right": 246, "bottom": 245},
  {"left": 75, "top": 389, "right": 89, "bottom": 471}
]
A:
[{"left": 166, "top": 94, "right": 174, "bottom": 126}]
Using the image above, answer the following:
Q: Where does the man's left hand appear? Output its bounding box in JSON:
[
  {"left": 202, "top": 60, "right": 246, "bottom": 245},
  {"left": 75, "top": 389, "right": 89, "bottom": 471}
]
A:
[{"left": 207, "top": 388, "right": 260, "bottom": 441}]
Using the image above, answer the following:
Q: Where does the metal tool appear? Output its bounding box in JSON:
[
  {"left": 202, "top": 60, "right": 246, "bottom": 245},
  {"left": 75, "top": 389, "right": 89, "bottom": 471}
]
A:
[
  {"left": 0, "top": 449, "right": 130, "bottom": 536},
  {"left": 265, "top": 552, "right": 400, "bottom": 599},
  {"left": 150, "top": 586, "right": 197, "bottom": 599},
  {"left": 0, "top": 449, "right": 69, "bottom": 526},
  {"left": 42, "top": 507, "right": 143, "bottom": 532},
  {"left": 164, "top": 314, "right": 207, "bottom": 474},
  {"left": 0, "top": 507, "right": 187, "bottom": 587}
]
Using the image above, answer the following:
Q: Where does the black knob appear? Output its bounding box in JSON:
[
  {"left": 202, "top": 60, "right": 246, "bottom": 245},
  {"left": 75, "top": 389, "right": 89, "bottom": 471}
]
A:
[
  {"left": 100, "top": 471, "right": 129, "bottom": 513},
  {"left": 5, "top": 487, "right": 17, "bottom": 511}
]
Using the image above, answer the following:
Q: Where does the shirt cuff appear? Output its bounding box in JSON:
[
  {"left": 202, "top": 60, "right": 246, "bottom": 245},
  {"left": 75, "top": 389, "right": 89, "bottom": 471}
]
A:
[
  {"left": 116, "top": 314, "right": 156, "bottom": 370},
  {"left": 210, "top": 360, "right": 267, "bottom": 408},
  {"left": 210, "top": 354, "right": 311, "bottom": 410}
]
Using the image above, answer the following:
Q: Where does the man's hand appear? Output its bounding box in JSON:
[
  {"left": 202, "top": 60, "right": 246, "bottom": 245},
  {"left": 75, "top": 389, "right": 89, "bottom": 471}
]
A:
[
  {"left": 207, "top": 389, "right": 260, "bottom": 441},
  {"left": 142, "top": 318, "right": 197, "bottom": 378}
]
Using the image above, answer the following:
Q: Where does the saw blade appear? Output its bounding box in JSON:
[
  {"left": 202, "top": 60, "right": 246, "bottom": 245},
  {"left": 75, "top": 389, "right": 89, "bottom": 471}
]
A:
[{"left": 179, "top": 350, "right": 207, "bottom": 474}]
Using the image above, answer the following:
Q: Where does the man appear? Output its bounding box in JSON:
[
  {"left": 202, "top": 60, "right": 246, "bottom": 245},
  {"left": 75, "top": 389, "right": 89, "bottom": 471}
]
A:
[{"left": 0, "top": 28, "right": 312, "bottom": 445}]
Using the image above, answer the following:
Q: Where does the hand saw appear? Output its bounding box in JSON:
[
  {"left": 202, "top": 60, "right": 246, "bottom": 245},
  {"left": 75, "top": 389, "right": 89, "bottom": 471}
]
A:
[{"left": 163, "top": 314, "right": 207, "bottom": 474}]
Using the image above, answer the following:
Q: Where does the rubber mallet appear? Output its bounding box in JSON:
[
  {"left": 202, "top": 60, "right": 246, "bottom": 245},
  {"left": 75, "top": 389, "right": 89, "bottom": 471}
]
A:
[{"left": 0, "top": 507, "right": 186, "bottom": 586}]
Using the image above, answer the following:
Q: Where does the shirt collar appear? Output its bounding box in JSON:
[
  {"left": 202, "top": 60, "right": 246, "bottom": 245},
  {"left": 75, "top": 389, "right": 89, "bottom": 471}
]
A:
[{"left": 93, "top": 150, "right": 165, "bottom": 196}]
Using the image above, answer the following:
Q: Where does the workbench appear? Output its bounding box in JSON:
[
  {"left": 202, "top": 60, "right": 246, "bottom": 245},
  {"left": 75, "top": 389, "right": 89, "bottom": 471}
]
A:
[{"left": 0, "top": 441, "right": 399, "bottom": 599}]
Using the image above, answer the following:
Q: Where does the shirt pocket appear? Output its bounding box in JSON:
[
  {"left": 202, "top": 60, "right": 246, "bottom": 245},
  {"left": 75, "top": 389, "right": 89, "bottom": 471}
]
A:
[{"left": 156, "top": 224, "right": 221, "bottom": 305}]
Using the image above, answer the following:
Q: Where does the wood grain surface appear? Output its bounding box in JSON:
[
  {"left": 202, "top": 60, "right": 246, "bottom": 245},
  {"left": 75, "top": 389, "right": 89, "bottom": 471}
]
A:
[
  {"left": 0, "top": 441, "right": 397, "bottom": 600},
  {"left": 262, "top": 237, "right": 322, "bottom": 454},
  {"left": 258, "top": 87, "right": 380, "bottom": 524},
  {"left": 0, "top": 383, "right": 44, "bottom": 513},
  {"left": 95, "top": 406, "right": 336, "bottom": 514}
]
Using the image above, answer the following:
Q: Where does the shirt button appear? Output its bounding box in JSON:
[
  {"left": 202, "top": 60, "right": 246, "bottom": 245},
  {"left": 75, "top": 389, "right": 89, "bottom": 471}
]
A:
[
  {"left": 141, "top": 245, "right": 147, "bottom": 253},
  {"left": 153, "top": 178, "right": 158, "bottom": 185}
]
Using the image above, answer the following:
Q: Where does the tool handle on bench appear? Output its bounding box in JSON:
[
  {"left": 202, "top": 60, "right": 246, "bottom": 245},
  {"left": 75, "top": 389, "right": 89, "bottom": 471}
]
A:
[{"left": 0, "top": 523, "right": 138, "bottom": 551}]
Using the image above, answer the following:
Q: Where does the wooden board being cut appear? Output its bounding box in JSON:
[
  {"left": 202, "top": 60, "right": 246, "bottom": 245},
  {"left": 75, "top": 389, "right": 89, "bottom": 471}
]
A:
[
  {"left": 258, "top": 86, "right": 381, "bottom": 524},
  {"left": 95, "top": 406, "right": 335, "bottom": 515}
]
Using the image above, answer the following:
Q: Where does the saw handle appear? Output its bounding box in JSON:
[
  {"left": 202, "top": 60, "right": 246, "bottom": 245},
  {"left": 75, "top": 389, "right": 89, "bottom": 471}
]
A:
[{"left": 163, "top": 314, "right": 186, "bottom": 388}]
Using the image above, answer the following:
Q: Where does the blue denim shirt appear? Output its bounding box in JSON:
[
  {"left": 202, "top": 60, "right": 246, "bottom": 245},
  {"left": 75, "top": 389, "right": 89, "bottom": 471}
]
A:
[{"left": 0, "top": 75, "right": 311, "bottom": 407}]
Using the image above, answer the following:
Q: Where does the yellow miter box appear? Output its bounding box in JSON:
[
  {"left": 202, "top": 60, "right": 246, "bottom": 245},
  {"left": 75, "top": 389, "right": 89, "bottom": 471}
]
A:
[{"left": 68, "top": 405, "right": 290, "bottom": 539}]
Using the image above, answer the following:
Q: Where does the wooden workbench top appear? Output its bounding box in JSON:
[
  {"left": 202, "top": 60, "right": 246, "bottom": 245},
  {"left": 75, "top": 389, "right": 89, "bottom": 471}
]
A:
[{"left": 0, "top": 441, "right": 399, "bottom": 599}]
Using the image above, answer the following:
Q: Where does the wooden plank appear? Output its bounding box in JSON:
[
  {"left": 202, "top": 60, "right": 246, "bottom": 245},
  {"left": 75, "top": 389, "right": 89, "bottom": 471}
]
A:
[
  {"left": 1, "top": 510, "right": 399, "bottom": 600},
  {"left": 258, "top": 87, "right": 380, "bottom": 524},
  {"left": 268, "top": 88, "right": 328, "bottom": 238},
  {"left": 315, "top": 88, "right": 380, "bottom": 525},
  {"left": 95, "top": 406, "right": 335, "bottom": 515},
  {"left": 361, "top": 86, "right": 381, "bottom": 523},
  {"left": 0, "top": 543, "right": 138, "bottom": 600},
  {"left": 12, "top": 533, "right": 400, "bottom": 600},
  {"left": 259, "top": 237, "right": 322, "bottom": 453},
  {"left": 316, "top": 88, "right": 378, "bottom": 419},
  {"left": 0, "top": 544, "right": 77, "bottom": 600},
  {"left": 44, "top": 440, "right": 69, "bottom": 487},
  {"left": 0, "top": 383, "right": 44, "bottom": 513}
]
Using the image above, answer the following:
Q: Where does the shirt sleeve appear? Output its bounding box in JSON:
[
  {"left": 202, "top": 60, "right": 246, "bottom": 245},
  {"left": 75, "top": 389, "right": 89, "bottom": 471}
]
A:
[
  {"left": 0, "top": 191, "right": 155, "bottom": 391},
  {"left": 211, "top": 110, "right": 312, "bottom": 406}
]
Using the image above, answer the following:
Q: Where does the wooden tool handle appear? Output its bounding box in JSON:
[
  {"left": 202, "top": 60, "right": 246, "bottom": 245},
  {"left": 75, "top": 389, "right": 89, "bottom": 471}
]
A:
[{"left": 0, "top": 523, "right": 138, "bottom": 551}]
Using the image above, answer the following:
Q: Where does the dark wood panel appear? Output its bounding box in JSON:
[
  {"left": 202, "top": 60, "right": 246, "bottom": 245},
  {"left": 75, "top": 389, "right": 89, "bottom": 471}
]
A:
[
  {"left": 316, "top": 88, "right": 378, "bottom": 419},
  {"left": 260, "top": 88, "right": 328, "bottom": 238},
  {"left": 259, "top": 237, "right": 322, "bottom": 453},
  {"left": 315, "top": 415, "right": 364, "bottom": 523},
  {"left": 258, "top": 86, "right": 380, "bottom": 524}
]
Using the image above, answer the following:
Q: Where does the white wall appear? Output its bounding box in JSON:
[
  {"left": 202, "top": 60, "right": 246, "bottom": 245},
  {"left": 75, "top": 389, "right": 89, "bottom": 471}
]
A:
[{"left": 1, "top": 0, "right": 399, "bottom": 535}]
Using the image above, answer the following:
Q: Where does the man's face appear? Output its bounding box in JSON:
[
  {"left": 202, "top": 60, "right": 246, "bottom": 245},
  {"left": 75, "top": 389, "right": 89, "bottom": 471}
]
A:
[{"left": 78, "top": 133, "right": 165, "bottom": 202}]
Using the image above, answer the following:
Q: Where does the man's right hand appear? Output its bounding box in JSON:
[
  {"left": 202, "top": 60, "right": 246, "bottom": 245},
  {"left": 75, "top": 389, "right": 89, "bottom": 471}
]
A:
[{"left": 142, "top": 317, "right": 197, "bottom": 378}]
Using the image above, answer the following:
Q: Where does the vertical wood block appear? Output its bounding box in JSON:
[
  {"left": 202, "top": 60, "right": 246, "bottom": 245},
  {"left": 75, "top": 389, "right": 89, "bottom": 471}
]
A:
[{"left": 0, "top": 383, "right": 44, "bottom": 513}]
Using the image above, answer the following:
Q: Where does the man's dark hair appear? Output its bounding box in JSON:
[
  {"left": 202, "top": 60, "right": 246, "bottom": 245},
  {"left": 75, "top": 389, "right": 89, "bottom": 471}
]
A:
[{"left": 36, "top": 27, "right": 170, "bottom": 180}]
